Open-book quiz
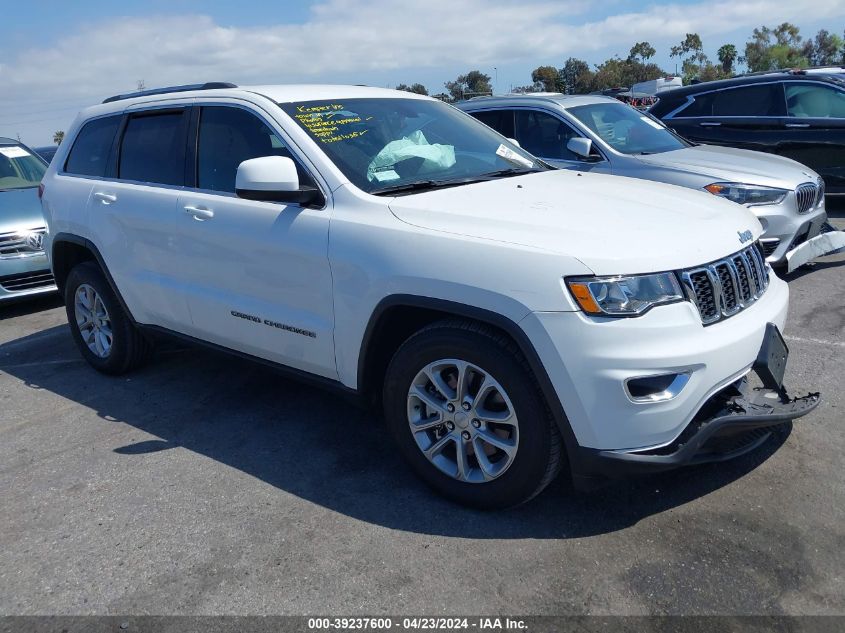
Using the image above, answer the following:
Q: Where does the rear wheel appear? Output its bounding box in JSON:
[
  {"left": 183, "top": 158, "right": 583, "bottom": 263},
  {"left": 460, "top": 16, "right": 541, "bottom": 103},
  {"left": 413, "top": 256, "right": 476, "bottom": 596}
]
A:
[
  {"left": 64, "top": 262, "right": 153, "bottom": 374},
  {"left": 383, "top": 320, "right": 563, "bottom": 509}
]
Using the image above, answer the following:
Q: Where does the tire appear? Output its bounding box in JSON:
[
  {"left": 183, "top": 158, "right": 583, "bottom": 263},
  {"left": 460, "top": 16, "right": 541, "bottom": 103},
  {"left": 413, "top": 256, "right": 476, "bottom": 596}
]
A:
[
  {"left": 64, "top": 261, "right": 153, "bottom": 375},
  {"left": 383, "top": 319, "right": 563, "bottom": 509}
]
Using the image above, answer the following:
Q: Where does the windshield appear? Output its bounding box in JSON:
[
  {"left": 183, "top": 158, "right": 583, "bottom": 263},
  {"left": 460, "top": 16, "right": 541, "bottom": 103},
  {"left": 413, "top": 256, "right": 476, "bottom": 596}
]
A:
[
  {"left": 0, "top": 144, "right": 47, "bottom": 191},
  {"left": 279, "top": 98, "right": 545, "bottom": 194},
  {"left": 568, "top": 102, "right": 688, "bottom": 155}
]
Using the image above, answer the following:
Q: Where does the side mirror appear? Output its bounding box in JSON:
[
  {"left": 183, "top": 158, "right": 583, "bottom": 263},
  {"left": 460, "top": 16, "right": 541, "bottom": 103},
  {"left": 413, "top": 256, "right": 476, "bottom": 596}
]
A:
[
  {"left": 507, "top": 138, "right": 521, "bottom": 148},
  {"left": 567, "top": 137, "right": 600, "bottom": 161},
  {"left": 235, "top": 156, "right": 323, "bottom": 206}
]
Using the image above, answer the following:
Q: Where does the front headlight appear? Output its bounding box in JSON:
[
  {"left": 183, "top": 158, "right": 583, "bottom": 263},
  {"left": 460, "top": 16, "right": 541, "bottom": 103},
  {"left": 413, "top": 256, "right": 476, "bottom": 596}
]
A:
[
  {"left": 704, "top": 182, "right": 787, "bottom": 206},
  {"left": 566, "top": 272, "right": 684, "bottom": 316}
]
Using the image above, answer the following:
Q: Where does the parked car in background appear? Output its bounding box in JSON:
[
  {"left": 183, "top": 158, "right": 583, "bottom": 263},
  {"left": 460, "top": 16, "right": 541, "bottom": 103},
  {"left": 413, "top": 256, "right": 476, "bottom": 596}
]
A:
[
  {"left": 34, "top": 145, "right": 58, "bottom": 164},
  {"left": 40, "top": 83, "right": 819, "bottom": 508},
  {"left": 460, "top": 94, "right": 843, "bottom": 271},
  {"left": 0, "top": 137, "right": 56, "bottom": 302},
  {"left": 649, "top": 73, "right": 845, "bottom": 195}
]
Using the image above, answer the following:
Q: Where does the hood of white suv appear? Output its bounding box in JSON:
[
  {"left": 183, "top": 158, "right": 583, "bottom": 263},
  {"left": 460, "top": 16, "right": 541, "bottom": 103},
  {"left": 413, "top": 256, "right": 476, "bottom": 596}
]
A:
[
  {"left": 636, "top": 144, "right": 818, "bottom": 189},
  {"left": 388, "top": 170, "right": 763, "bottom": 275}
]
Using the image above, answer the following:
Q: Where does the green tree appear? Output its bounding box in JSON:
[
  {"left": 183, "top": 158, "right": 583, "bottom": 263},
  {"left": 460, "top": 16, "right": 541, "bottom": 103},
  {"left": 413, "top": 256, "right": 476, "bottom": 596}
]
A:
[
  {"left": 53, "top": 130, "right": 64, "bottom": 145},
  {"left": 395, "top": 83, "right": 429, "bottom": 95},
  {"left": 802, "top": 29, "right": 844, "bottom": 66},
  {"left": 592, "top": 57, "right": 629, "bottom": 90},
  {"left": 628, "top": 41, "right": 656, "bottom": 63},
  {"left": 670, "top": 33, "right": 711, "bottom": 83},
  {"left": 444, "top": 70, "right": 492, "bottom": 101},
  {"left": 530, "top": 65, "right": 563, "bottom": 92},
  {"left": 743, "top": 23, "right": 809, "bottom": 72},
  {"left": 717, "top": 44, "right": 738, "bottom": 75},
  {"left": 560, "top": 57, "right": 594, "bottom": 94}
]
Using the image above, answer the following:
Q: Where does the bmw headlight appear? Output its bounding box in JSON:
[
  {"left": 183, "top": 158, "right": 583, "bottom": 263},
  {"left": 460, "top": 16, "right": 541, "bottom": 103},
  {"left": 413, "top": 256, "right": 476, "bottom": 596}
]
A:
[
  {"left": 704, "top": 182, "right": 787, "bottom": 206},
  {"left": 567, "top": 272, "right": 684, "bottom": 316}
]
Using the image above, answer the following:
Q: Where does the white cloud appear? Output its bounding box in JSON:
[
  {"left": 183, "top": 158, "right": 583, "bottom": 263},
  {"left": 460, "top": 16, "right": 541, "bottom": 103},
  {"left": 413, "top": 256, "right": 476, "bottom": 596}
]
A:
[{"left": 2, "top": 0, "right": 844, "bottom": 143}]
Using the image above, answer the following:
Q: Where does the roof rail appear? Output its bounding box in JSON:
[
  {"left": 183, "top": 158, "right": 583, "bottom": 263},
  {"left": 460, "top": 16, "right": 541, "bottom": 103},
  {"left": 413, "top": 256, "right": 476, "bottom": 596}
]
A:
[{"left": 102, "top": 82, "right": 237, "bottom": 104}]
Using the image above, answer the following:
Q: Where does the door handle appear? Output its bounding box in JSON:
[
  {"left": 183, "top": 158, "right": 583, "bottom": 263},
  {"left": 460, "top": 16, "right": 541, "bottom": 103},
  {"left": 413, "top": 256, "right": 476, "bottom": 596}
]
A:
[
  {"left": 699, "top": 122, "right": 721, "bottom": 127},
  {"left": 785, "top": 123, "right": 810, "bottom": 128},
  {"left": 184, "top": 205, "right": 214, "bottom": 221},
  {"left": 93, "top": 192, "right": 117, "bottom": 204}
]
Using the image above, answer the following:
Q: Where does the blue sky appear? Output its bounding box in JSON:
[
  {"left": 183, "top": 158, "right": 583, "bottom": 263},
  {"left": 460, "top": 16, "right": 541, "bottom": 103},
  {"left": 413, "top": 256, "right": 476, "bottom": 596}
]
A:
[{"left": 2, "top": 0, "right": 844, "bottom": 145}]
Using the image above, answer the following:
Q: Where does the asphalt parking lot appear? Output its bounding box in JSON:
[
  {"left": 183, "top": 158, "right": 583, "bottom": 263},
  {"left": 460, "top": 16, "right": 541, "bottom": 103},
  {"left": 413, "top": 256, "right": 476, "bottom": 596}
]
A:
[{"left": 1, "top": 204, "right": 843, "bottom": 616}]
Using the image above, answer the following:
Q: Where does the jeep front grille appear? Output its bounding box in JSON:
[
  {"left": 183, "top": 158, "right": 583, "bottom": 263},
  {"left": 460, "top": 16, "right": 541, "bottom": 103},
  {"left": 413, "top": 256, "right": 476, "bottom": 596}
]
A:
[
  {"left": 0, "top": 227, "right": 47, "bottom": 259},
  {"left": 680, "top": 243, "right": 769, "bottom": 325},
  {"left": 795, "top": 182, "right": 821, "bottom": 214}
]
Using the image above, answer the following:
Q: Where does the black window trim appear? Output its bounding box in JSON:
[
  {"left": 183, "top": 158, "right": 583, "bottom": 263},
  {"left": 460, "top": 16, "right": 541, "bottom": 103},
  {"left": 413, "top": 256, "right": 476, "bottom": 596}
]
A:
[
  {"left": 186, "top": 100, "right": 328, "bottom": 209},
  {"left": 468, "top": 105, "right": 609, "bottom": 163},
  {"left": 664, "top": 79, "right": 789, "bottom": 120}
]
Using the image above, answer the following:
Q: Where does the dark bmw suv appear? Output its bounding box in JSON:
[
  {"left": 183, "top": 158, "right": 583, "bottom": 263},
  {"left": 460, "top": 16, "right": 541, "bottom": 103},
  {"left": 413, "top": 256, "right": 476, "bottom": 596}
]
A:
[{"left": 650, "top": 72, "right": 845, "bottom": 193}]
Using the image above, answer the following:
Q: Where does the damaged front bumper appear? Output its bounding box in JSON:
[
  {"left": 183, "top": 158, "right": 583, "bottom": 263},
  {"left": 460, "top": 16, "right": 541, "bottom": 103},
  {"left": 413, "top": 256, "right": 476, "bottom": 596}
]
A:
[
  {"left": 572, "top": 376, "right": 820, "bottom": 488},
  {"left": 786, "top": 222, "right": 845, "bottom": 273}
]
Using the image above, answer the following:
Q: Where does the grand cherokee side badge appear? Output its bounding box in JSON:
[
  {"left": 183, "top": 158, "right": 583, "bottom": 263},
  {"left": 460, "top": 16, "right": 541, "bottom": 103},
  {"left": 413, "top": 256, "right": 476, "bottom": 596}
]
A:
[{"left": 737, "top": 230, "right": 753, "bottom": 244}]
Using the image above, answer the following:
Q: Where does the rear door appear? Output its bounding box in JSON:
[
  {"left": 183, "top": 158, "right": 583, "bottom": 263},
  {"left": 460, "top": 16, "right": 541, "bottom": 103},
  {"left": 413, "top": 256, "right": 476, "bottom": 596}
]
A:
[
  {"left": 778, "top": 81, "right": 845, "bottom": 191},
  {"left": 88, "top": 105, "right": 193, "bottom": 329},
  {"left": 663, "top": 82, "right": 786, "bottom": 152}
]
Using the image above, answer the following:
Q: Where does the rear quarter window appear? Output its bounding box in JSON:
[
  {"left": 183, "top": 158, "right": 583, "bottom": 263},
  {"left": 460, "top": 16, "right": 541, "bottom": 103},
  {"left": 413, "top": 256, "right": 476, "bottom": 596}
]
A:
[{"left": 64, "top": 115, "right": 122, "bottom": 177}]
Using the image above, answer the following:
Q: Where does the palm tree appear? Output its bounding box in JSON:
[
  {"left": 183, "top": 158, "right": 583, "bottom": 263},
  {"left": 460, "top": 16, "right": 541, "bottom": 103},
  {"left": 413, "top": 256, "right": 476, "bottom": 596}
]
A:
[{"left": 53, "top": 130, "right": 65, "bottom": 145}]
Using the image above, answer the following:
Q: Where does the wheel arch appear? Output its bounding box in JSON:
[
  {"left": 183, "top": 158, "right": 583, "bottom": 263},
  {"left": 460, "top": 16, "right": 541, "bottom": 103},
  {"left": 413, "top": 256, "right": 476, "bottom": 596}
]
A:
[
  {"left": 51, "top": 233, "right": 136, "bottom": 323},
  {"left": 357, "top": 294, "right": 581, "bottom": 467}
]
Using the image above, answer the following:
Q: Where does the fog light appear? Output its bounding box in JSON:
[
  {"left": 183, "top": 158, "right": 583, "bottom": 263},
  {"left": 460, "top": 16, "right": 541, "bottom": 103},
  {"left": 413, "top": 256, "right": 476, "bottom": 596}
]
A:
[{"left": 625, "top": 372, "right": 691, "bottom": 403}]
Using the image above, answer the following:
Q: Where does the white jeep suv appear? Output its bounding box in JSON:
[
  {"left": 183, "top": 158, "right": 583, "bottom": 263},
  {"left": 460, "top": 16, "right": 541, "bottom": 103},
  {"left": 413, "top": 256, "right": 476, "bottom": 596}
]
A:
[{"left": 40, "top": 83, "right": 819, "bottom": 508}]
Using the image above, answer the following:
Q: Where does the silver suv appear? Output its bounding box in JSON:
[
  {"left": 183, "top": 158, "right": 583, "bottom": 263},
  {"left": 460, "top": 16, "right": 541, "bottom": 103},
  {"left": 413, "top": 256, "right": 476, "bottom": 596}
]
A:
[{"left": 460, "top": 94, "right": 843, "bottom": 271}]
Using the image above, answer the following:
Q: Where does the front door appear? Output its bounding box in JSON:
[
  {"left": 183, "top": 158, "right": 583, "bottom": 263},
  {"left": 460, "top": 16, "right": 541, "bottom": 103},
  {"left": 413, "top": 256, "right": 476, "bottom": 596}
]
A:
[
  {"left": 177, "top": 105, "right": 337, "bottom": 379},
  {"left": 778, "top": 81, "right": 845, "bottom": 192}
]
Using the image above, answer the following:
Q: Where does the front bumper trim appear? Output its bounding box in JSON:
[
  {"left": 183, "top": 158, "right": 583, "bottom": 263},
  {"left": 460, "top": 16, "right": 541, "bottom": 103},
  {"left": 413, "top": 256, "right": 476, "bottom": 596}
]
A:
[
  {"left": 785, "top": 223, "right": 845, "bottom": 273},
  {"left": 572, "top": 378, "right": 820, "bottom": 487}
]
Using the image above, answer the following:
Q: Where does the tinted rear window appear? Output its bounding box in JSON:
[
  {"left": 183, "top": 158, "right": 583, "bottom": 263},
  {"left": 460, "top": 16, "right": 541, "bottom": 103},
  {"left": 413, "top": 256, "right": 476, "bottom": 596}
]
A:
[
  {"left": 119, "top": 110, "right": 187, "bottom": 185},
  {"left": 64, "top": 115, "right": 121, "bottom": 177},
  {"left": 678, "top": 83, "right": 785, "bottom": 117},
  {"left": 470, "top": 109, "right": 515, "bottom": 138}
]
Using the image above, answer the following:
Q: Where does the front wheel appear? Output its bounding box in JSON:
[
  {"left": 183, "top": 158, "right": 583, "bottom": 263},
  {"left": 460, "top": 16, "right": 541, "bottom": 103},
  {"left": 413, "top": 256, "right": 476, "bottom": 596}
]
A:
[{"left": 383, "top": 321, "right": 563, "bottom": 509}]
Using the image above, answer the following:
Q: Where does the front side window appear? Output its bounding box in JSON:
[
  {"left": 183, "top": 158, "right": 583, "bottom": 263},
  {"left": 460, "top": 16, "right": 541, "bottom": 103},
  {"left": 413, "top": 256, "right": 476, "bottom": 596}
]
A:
[
  {"left": 197, "top": 106, "right": 313, "bottom": 193},
  {"left": 568, "top": 102, "right": 688, "bottom": 155},
  {"left": 514, "top": 110, "right": 581, "bottom": 160},
  {"left": 119, "top": 110, "right": 187, "bottom": 186},
  {"left": 279, "top": 98, "right": 544, "bottom": 194},
  {"left": 64, "top": 115, "right": 122, "bottom": 177},
  {"left": 0, "top": 143, "right": 46, "bottom": 190},
  {"left": 786, "top": 83, "right": 845, "bottom": 118}
]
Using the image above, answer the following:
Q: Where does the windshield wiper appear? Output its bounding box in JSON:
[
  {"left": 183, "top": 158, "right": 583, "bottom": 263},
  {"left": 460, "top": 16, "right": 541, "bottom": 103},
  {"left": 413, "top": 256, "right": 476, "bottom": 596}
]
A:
[
  {"left": 479, "top": 167, "right": 542, "bottom": 179},
  {"left": 370, "top": 179, "right": 461, "bottom": 196}
]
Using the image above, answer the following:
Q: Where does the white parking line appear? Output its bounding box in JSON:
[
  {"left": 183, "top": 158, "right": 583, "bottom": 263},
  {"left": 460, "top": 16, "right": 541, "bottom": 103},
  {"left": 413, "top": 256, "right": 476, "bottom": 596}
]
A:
[
  {"left": 0, "top": 359, "right": 84, "bottom": 370},
  {"left": 784, "top": 335, "right": 845, "bottom": 348}
]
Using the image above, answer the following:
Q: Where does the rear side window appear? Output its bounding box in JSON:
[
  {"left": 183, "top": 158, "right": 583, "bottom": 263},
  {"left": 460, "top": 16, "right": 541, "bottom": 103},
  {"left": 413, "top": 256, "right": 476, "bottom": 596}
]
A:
[
  {"left": 64, "top": 115, "right": 121, "bottom": 177},
  {"left": 470, "top": 110, "right": 515, "bottom": 138},
  {"left": 119, "top": 110, "right": 188, "bottom": 186},
  {"left": 678, "top": 84, "right": 785, "bottom": 117},
  {"left": 196, "top": 106, "right": 314, "bottom": 193}
]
